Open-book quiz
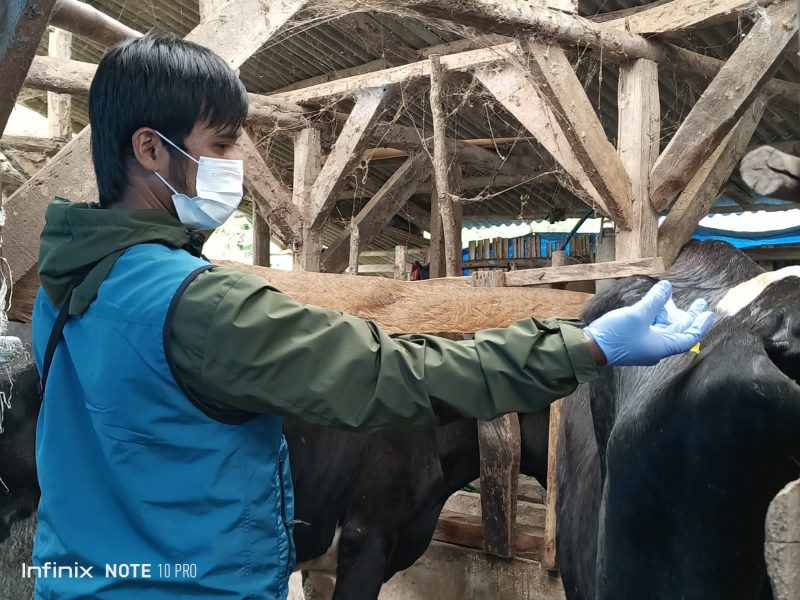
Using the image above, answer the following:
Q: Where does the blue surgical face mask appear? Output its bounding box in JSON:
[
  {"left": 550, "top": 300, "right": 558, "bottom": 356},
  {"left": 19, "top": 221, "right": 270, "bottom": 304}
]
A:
[{"left": 153, "top": 131, "right": 244, "bottom": 229}]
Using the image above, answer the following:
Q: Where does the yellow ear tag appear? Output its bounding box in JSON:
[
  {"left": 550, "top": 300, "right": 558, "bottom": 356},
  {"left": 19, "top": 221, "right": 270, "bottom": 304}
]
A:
[{"left": 690, "top": 342, "right": 701, "bottom": 354}]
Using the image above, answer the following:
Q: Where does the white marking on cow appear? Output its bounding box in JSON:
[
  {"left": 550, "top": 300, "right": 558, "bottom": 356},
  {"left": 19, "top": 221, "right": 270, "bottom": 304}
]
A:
[
  {"left": 717, "top": 267, "right": 800, "bottom": 317},
  {"left": 295, "top": 526, "right": 341, "bottom": 574}
]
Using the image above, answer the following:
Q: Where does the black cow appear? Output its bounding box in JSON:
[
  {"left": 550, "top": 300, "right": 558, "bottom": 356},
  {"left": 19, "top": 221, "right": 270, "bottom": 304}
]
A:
[{"left": 557, "top": 241, "right": 800, "bottom": 600}]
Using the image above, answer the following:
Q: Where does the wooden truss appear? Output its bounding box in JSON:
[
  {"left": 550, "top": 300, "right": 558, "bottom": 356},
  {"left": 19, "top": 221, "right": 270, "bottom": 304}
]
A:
[{"left": 2, "top": 0, "right": 798, "bottom": 580}]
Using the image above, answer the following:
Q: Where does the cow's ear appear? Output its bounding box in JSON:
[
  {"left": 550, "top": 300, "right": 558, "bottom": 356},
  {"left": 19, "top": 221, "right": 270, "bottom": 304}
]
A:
[{"left": 758, "top": 307, "right": 800, "bottom": 385}]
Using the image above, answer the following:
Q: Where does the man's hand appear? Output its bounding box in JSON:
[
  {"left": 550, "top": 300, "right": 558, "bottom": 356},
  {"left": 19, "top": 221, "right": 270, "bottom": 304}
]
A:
[{"left": 583, "top": 280, "right": 715, "bottom": 367}]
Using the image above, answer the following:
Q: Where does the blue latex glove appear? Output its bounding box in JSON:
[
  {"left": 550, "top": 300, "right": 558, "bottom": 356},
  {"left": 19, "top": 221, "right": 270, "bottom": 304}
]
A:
[{"left": 584, "top": 280, "right": 715, "bottom": 367}]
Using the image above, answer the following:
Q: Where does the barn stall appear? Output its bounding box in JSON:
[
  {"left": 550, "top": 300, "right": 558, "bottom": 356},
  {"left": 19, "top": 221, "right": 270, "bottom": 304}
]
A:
[{"left": 0, "top": 0, "right": 799, "bottom": 598}]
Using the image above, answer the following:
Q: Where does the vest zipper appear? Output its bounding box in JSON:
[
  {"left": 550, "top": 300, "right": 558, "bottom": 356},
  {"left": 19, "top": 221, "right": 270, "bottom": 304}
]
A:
[{"left": 277, "top": 446, "right": 294, "bottom": 585}]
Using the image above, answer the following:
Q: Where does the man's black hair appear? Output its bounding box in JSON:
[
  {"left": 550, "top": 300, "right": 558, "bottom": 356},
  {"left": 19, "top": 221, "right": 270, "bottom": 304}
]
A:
[{"left": 89, "top": 33, "right": 248, "bottom": 206}]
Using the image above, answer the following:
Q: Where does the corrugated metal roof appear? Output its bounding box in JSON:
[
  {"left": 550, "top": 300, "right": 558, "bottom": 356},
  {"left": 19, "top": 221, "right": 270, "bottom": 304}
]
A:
[{"left": 23, "top": 0, "right": 800, "bottom": 252}]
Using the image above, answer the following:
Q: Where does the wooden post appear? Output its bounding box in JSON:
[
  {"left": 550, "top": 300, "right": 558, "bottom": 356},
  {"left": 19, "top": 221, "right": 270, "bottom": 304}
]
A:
[
  {"left": 542, "top": 249, "right": 568, "bottom": 571},
  {"left": 615, "top": 59, "right": 659, "bottom": 261},
  {"left": 47, "top": 27, "right": 72, "bottom": 140},
  {"left": 394, "top": 245, "right": 407, "bottom": 280},
  {"left": 0, "top": 0, "right": 59, "bottom": 133},
  {"left": 765, "top": 478, "right": 800, "bottom": 600},
  {"left": 429, "top": 54, "right": 460, "bottom": 277},
  {"left": 348, "top": 218, "right": 360, "bottom": 275},
  {"left": 252, "top": 204, "right": 270, "bottom": 267},
  {"left": 429, "top": 189, "right": 446, "bottom": 279},
  {"left": 293, "top": 128, "right": 323, "bottom": 272},
  {"left": 473, "top": 269, "right": 521, "bottom": 558}
]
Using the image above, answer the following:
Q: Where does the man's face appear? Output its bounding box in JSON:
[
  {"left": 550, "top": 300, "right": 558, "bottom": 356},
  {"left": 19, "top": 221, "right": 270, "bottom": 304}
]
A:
[{"left": 168, "top": 121, "right": 242, "bottom": 197}]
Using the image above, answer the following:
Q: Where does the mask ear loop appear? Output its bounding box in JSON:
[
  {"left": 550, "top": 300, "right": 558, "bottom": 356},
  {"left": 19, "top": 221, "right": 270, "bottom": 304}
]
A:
[
  {"left": 152, "top": 130, "right": 199, "bottom": 196},
  {"left": 153, "top": 171, "right": 179, "bottom": 195},
  {"left": 154, "top": 130, "right": 199, "bottom": 165}
]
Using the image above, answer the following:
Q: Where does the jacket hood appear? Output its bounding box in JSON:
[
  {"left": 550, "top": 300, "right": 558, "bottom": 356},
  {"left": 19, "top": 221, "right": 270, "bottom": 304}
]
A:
[{"left": 38, "top": 199, "right": 205, "bottom": 314}]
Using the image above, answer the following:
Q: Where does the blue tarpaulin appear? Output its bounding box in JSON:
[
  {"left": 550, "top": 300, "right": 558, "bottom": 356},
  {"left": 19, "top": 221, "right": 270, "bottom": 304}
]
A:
[{"left": 691, "top": 225, "right": 800, "bottom": 249}]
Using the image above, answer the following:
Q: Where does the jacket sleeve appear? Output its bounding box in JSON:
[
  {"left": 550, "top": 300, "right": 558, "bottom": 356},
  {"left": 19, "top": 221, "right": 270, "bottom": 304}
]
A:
[{"left": 168, "top": 266, "right": 597, "bottom": 431}]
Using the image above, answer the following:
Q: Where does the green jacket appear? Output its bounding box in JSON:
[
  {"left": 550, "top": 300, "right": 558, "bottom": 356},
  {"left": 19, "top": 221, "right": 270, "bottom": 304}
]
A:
[{"left": 38, "top": 199, "right": 597, "bottom": 431}]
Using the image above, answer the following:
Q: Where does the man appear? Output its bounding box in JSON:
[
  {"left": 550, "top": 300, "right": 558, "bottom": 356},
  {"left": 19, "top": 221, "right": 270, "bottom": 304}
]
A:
[{"left": 32, "top": 33, "right": 713, "bottom": 599}]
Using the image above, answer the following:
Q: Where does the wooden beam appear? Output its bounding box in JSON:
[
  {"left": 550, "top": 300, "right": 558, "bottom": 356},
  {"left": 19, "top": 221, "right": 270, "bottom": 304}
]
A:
[
  {"left": 474, "top": 269, "right": 521, "bottom": 558},
  {"left": 474, "top": 61, "right": 613, "bottom": 222},
  {"left": 400, "top": 200, "right": 431, "bottom": 232},
  {"left": 307, "top": 87, "right": 391, "bottom": 231},
  {"left": 4, "top": 0, "right": 308, "bottom": 284},
  {"left": 337, "top": 173, "right": 544, "bottom": 200},
  {"left": 322, "top": 153, "right": 428, "bottom": 274},
  {"left": 740, "top": 144, "right": 800, "bottom": 201},
  {"left": 650, "top": 0, "right": 798, "bottom": 211},
  {"left": 293, "top": 127, "right": 323, "bottom": 271},
  {"left": 49, "top": 0, "right": 140, "bottom": 46},
  {"left": 198, "top": 0, "right": 228, "bottom": 20},
  {"left": 615, "top": 59, "right": 659, "bottom": 260},
  {"left": 184, "top": 0, "right": 311, "bottom": 70},
  {"left": 263, "top": 4, "right": 800, "bottom": 107},
  {"left": 237, "top": 131, "right": 302, "bottom": 248},
  {"left": 524, "top": 40, "right": 633, "bottom": 228},
  {"left": 0, "top": 134, "right": 62, "bottom": 154},
  {"left": 0, "top": 0, "right": 58, "bottom": 133},
  {"left": 658, "top": 94, "right": 768, "bottom": 266},
  {"left": 47, "top": 27, "right": 72, "bottom": 139},
  {"left": 604, "top": 0, "right": 776, "bottom": 35},
  {"left": 418, "top": 0, "right": 578, "bottom": 22},
  {"left": 502, "top": 257, "right": 665, "bottom": 286}
]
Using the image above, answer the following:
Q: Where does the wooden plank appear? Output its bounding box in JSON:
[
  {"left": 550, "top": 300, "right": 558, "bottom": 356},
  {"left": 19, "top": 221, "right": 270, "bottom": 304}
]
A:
[
  {"left": 604, "top": 0, "right": 775, "bottom": 34},
  {"left": 543, "top": 398, "right": 563, "bottom": 571},
  {"left": 252, "top": 204, "right": 270, "bottom": 267},
  {"left": 740, "top": 144, "right": 800, "bottom": 201},
  {"left": 198, "top": 0, "right": 228, "bottom": 20},
  {"left": 237, "top": 131, "right": 302, "bottom": 248},
  {"left": 47, "top": 27, "right": 72, "bottom": 139},
  {"left": 474, "top": 62, "right": 613, "bottom": 221},
  {"left": 49, "top": 0, "right": 140, "bottom": 46},
  {"left": 473, "top": 269, "right": 521, "bottom": 558},
  {"left": 477, "top": 412, "right": 522, "bottom": 558},
  {"left": 0, "top": 0, "right": 58, "bottom": 132},
  {"left": 293, "top": 127, "right": 323, "bottom": 271},
  {"left": 434, "top": 511, "right": 543, "bottom": 559},
  {"left": 615, "top": 59, "right": 659, "bottom": 261},
  {"left": 650, "top": 0, "right": 798, "bottom": 211},
  {"left": 322, "top": 154, "right": 428, "bottom": 273},
  {"left": 430, "top": 55, "right": 461, "bottom": 278},
  {"left": 524, "top": 40, "right": 633, "bottom": 229},
  {"left": 308, "top": 87, "right": 391, "bottom": 231},
  {"left": 543, "top": 249, "right": 568, "bottom": 570},
  {"left": 658, "top": 94, "right": 767, "bottom": 267},
  {"left": 183, "top": 0, "right": 310, "bottom": 70},
  {"left": 503, "top": 257, "right": 665, "bottom": 286}
]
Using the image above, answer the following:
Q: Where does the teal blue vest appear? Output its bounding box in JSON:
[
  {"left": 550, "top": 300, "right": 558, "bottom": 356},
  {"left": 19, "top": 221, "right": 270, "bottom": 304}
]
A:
[{"left": 32, "top": 243, "right": 295, "bottom": 599}]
